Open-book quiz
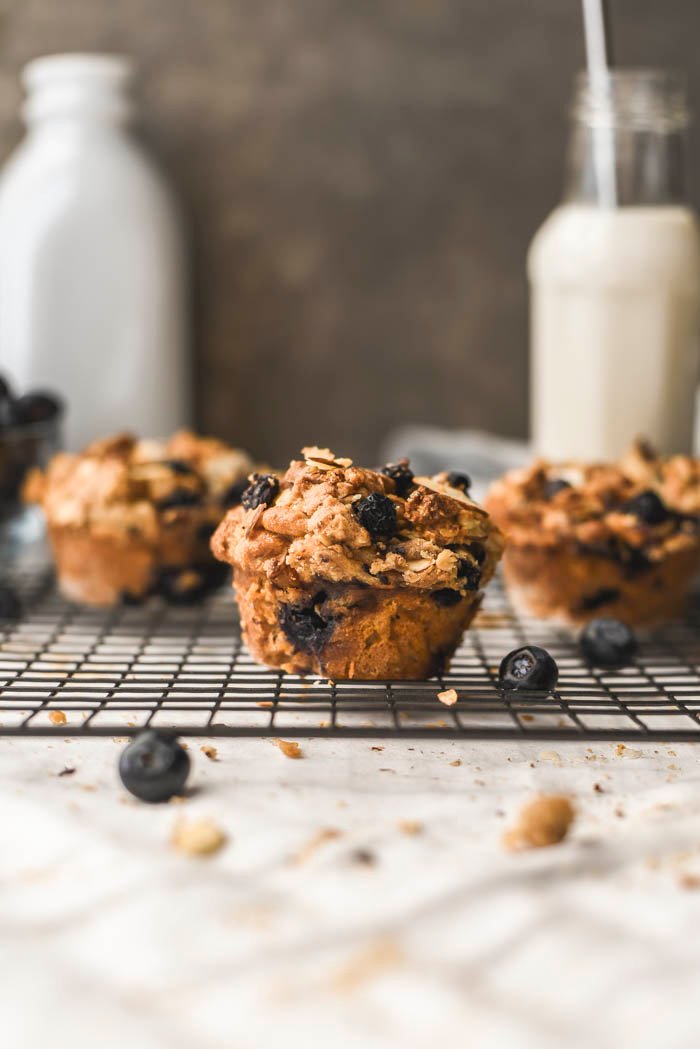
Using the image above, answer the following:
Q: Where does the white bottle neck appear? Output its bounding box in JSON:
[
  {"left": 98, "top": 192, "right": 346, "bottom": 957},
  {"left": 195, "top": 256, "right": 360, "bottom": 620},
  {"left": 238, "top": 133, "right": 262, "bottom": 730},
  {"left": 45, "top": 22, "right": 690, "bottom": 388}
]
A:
[{"left": 22, "top": 53, "right": 134, "bottom": 131}]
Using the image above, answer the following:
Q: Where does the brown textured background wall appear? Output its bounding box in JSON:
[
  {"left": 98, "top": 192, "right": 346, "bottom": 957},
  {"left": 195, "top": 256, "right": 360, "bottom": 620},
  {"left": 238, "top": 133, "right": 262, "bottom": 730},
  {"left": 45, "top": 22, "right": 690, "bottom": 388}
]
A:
[{"left": 0, "top": 1, "right": 698, "bottom": 463}]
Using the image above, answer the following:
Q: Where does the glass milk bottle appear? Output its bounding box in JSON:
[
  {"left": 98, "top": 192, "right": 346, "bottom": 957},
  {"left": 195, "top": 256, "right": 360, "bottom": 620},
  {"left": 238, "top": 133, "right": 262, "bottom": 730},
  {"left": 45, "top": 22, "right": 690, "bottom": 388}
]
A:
[
  {"left": 528, "top": 71, "right": 700, "bottom": 460},
  {"left": 0, "top": 54, "right": 189, "bottom": 450}
]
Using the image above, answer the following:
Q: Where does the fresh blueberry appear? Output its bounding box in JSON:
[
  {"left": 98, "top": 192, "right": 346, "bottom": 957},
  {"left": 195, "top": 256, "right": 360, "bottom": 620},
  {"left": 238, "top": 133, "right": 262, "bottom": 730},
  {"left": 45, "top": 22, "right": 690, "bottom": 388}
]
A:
[
  {"left": 118, "top": 729, "right": 190, "bottom": 803},
  {"left": 381, "top": 460, "right": 414, "bottom": 497},
  {"left": 446, "top": 471, "right": 471, "bottom": 493},
  {"left": 241, "top": 474, "right": 279, "bottom": 510},
  {"left": 0, "top": 585, "right": 21, "bottom": 620},
  {"left": 279, "top": 594, "right": 334, "bottom": 653},
  {"left": 579, "top": 617, "right": 638, "bottom": 670},
  {"left": 156, "top": 488, "right": 202, "bottom": 511},
  {"left": 621, "top": 490, "right": 670, "bottom": 526},
  {"left": 221, "top": 478, "right": 249, "bottom": 508},
  {"left": 543, "top": 478, "right": 571, "bottom": 499},
  {"left": 499, "top": 646, "right": 559, "bottom": 692},
  {"left": 10, "top": 391, "right": 62, "bottom": 426},
  {"left": 353, "top": 492, "right": 396, "bottom": 540}
]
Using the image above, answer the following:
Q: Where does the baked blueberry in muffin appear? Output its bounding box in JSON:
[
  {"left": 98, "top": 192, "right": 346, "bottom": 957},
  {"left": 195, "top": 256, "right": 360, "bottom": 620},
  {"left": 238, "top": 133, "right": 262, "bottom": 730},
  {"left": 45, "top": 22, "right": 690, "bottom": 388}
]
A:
[
  {"left": 25, "top": 430, "right": 253, "bottom": 606},
  {"left": 211, "top": 448, "right": 503, "bottom": 679},
  {"left": 486, "top": 440, "right": 700, "bottom": 626}
]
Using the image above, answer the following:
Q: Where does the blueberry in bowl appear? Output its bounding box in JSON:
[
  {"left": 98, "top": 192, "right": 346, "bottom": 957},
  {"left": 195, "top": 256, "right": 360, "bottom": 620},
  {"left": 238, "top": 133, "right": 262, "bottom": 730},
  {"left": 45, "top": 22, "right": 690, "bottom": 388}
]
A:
[{"left": 0, "top": 376, "right": 64, "bottom": 521}]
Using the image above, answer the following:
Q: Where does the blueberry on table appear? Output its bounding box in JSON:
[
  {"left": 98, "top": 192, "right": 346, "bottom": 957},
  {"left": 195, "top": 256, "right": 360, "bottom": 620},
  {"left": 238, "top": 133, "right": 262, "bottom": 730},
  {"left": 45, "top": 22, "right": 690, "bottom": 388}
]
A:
[
  {"left": 580, "top": 617, "right": 638, "bottom": 670},
  {"left": 10, "top": 391, "right": 62, "bottom": 426},
  {"left": 499, "top": 646, "right": 559, "bottom": 692},
  {"left": 381, "top": 460, "right": 414, "bottom": 497},
  {"left": 446, "top": 471, "right": 471, "bottom": 494},
  {"left": 621, "top": 490, "right": 671, "bottom": 526},
  {"left": 241, "top": 474, "right": 279, "bottom": 510},
  {"left": 118, "top": 729, "right": 190, "bottom": 802}
]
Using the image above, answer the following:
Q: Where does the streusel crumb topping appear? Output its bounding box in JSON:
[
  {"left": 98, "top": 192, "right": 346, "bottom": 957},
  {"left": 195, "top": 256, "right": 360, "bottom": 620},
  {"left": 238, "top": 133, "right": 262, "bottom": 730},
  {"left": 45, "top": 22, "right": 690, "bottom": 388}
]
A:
[
  {"left": 486, "top": 441, "right": 700, "bottom": 560},
  {"left": 212, "top": 449, "right": 503, "bottom": 596},
  {"left": 26, "top": 431, "right": 252, "bottom": 540}
]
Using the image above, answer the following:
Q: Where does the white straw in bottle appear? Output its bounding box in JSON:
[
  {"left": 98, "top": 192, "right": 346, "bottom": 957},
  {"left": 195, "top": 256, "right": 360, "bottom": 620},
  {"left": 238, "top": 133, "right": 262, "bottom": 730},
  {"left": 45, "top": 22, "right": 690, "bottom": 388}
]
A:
[{"left": 582, "top": 0, "right": 617, "bottom": 206}]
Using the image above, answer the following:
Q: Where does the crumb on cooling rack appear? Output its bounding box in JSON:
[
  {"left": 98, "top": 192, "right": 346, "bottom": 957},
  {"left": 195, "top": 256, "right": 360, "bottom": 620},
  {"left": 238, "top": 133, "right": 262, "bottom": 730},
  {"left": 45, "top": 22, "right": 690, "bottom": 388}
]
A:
[
  {"left": 274, "top": 738, "right": 303, "bottom": 759},
  {"left": 201, "top": 745, "right": 218, "bottom": 761},
  {"left": 398, "top": 819, "right": 423, "bottom": 836},
  {"left": 503, "top": 795, "right": 575, "bottom": 851},
  {"left": 171, "top": 818, "right": 227, "bottom": 856},
  {"left": 437, "top": 688, "right": 458, "bottom": 706},
  {"left": 49, "top": 710, "right": 67, "bottom": 725}
]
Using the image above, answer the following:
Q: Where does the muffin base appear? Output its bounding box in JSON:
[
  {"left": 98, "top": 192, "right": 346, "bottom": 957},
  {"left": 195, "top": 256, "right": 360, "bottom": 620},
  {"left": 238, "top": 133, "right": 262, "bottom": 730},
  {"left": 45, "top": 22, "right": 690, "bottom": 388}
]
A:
[
  {"left": 233, "top": 570, "right": 482, "bottom": 679},
  {"left": 48, "top": 524, "right": 222, "bottom": 607},
  {"left": 502, "top": 542, "right": 700, "bottom": 627}
]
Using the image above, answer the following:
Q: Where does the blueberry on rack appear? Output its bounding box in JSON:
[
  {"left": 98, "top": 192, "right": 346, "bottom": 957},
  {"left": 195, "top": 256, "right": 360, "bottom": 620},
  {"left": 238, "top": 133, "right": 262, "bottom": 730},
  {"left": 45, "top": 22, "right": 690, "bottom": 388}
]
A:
[
  {"left": 579, "top": 617, "right": 638, "bottom": 670},
  {"left": 352, "top": 492, "right": 397, "bottom": 540},
  {"left": 499, "top": 646, "right": 559, "bottom": 692},
  {"left": 241, "top": 474, "right": 279, "bottom": 510},
  {"left": 118, "top": 729, "right": 190, "bottom": 803}
]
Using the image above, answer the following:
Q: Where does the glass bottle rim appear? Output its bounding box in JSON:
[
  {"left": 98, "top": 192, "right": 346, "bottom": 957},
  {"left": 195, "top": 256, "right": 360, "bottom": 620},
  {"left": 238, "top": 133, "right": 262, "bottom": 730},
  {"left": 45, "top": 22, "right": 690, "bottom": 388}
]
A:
[{"left": 571, "top": 69, "right": 689, "bottom": 131}]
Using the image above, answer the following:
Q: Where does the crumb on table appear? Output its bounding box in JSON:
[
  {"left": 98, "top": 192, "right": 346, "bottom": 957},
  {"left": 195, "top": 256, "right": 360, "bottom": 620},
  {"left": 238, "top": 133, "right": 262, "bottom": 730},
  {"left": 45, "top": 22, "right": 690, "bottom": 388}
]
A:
[{"left": 503, "top": 795, "right": 575, "bottom": 851}]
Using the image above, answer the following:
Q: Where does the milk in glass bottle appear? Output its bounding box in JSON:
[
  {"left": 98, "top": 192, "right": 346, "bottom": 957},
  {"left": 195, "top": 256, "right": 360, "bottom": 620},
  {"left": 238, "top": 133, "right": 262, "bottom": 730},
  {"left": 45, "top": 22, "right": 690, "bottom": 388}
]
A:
[
  {"left": 0, "top": 54, "right": 189, "bottom": 449},
  {"left": 529, "top": 71, "right": 700, "bottom": 459}
]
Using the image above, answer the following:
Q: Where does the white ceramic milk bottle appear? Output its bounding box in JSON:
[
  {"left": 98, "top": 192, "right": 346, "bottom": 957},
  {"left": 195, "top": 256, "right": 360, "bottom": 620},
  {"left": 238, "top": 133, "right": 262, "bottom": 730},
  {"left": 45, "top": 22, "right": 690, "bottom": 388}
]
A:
[
  {"left": 0, "top": 53, "right": 189, "bottom": 449},
  {"left": 529, "top": 71, "right": 700, "bottom": 460}
]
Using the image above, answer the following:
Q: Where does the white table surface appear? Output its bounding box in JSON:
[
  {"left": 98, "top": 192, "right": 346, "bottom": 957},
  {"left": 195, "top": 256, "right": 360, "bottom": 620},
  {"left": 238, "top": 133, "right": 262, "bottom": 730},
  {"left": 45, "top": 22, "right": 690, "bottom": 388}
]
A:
[{"left": 3, "top": 732, "right": 700, "bottom": 1049}]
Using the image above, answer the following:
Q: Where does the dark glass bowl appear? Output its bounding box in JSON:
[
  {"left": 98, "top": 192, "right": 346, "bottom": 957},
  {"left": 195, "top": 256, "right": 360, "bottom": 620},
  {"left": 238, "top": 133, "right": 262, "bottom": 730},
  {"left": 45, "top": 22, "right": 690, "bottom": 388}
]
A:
[{"left": 0, "top": 404, "right": 62, "bottom": 528}]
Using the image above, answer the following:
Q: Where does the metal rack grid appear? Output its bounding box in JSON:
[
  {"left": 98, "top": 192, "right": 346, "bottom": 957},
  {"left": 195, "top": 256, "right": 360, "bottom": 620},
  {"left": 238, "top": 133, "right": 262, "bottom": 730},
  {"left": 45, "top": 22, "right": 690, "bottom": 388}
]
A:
[{"left": 2, "top": 566, "right": 700, "bottom": 740}]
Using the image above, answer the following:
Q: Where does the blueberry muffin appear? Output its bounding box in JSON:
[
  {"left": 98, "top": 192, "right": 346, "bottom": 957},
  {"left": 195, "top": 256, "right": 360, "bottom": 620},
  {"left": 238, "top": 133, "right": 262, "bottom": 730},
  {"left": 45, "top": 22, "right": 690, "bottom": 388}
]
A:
[
  {"left": 211, "top": 449, "right": 504, "bottom": 679},
  {"left": 26, "top": 431, "right": 253, "bottom": 606},
  {"left": 486, "top": 441, "right": 700, "bottom": 626}
]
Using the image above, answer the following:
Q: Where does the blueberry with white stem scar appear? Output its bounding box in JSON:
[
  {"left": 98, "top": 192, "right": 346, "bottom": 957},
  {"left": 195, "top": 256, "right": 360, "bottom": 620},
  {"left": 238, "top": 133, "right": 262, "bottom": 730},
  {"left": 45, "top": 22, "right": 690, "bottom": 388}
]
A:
[
  {"left": 580, "top": 617, "right": 638, "bottom": 670},
  {"left": 118, "top": 729, "right": 190, "bottom": 802},
  {"left": 499, "top": 646, "right": 559, "bottom": 692}
]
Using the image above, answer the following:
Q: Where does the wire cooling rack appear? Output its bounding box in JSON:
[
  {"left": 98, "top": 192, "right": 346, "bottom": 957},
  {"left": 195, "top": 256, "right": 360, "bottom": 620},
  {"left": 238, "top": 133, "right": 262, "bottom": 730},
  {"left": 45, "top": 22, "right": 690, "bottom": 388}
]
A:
[{"left": 2, "top": 563, "right": 700, "bottom": 740}]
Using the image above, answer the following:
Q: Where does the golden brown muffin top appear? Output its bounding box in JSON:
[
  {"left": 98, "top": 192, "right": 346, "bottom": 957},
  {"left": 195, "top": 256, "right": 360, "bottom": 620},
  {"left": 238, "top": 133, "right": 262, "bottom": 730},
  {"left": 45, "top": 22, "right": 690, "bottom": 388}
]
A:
[
  {"left": 212, "top": 448, "right": 504, "bottom": 597},
  {"left": 486, "top": 441, "right": 700, "bottom": 558},
  {"left": 25, "top": 430, "right": 252, "bottom": 541}
]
